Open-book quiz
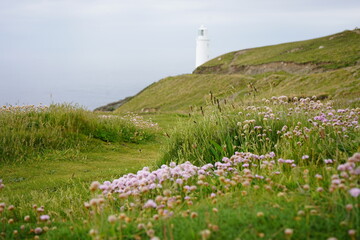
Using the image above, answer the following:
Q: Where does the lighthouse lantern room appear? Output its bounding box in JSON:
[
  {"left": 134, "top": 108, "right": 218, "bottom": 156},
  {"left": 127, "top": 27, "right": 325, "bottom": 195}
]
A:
[{"left": 196, "top": 25, "right": 210, "bottom": 68}]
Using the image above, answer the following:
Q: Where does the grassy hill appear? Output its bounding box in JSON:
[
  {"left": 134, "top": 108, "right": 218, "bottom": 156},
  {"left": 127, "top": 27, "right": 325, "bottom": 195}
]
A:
[
  {"left": 115, "top": 66, "right": 359, "bottom": 112},
  {"left": 195, "top": 29, "right": 360, "bottom": 73},
  {"left": 113, "top": 29, "right": 360, "bottom": 113}
]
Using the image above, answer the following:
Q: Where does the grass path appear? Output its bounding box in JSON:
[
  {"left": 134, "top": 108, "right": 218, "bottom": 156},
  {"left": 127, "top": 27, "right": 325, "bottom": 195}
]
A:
[
  {"left": 0, "top": 113, "right": 184, "bottom": 212},
  {"left": 0, "top": 142, "right": 160, "bottom": 195},
  {"left": 0, "top": 112, "right": 186, "bottom": 194}
]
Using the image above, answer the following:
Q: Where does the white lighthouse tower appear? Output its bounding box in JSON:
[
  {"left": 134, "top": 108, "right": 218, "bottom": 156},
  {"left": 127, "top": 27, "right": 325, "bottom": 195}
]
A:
[{"left": 196, "top": 25, "right": 210, "bottom": 68}]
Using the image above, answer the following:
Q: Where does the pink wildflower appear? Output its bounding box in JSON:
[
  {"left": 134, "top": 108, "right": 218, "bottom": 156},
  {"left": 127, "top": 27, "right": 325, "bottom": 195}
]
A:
[
  {"left": 143, "top": 199, "right": 157, "bottom": 209},
  {"left": 34, "top": 227, "right": 42, "bottom": 235},
  {"left": 349, "top": 188, "right": 360, "bottom": 198},
  {"left": 40, "top": 215, "right": 50, "bottom": 221}
]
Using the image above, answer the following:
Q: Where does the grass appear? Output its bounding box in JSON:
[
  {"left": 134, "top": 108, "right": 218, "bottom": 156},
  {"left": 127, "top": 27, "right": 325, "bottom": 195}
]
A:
[
  {"left": 0, "top": 104, "right": 161, "bottom": 239},
  {"left": 0, "top": 104, "right": 155, "bottom": 163},
  {"left": 159, "top": 99, "right": 359, "bottom": 166},
  {"left": 1, "top": 143, "right": 159, "bottom": 195},
  {"left": 1, "top": 97, "right": 359, "bottom": 239},
  {"left": 0, "top": 133, "right": 161, "bottom": 240},
  {"left": 199, "top": 30, "right": 360, "bottom": 71},
  {"left": 115, "top": 66, "right": 360, "bottom": 113}
]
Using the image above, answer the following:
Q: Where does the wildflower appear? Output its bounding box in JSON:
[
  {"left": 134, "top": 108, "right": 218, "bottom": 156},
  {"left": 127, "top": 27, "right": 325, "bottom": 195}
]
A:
[
  {"left": 190, "top": 212, "right": 198, "bottom": 218},
  {"left": 242, "top": 181, "right": 250, "bottom": 186},
  {"left": 284, "top": 228, "right": 293, "bottom": 236},
  {"left": 349, "top": 188, "right": 360, "bottom": 197},
  {"left": 119, "top": 213, "right": 126, "bottom": 220},
  {"left": 348, "top": 229, "right": 356, "bottom": 236},
  {"left": 302, "top": 155, "right": 309, "bottom": 160},
  {"left": 89, "top": 181, "right": 100, "bottom": 191},
  {"left": 200, "top": 229, "right": 211, "bottom": 239},
  {"left": 108, "top": 215, "right": 117, "bottom": 224},
  {"left": 324, "top": 159, "right": 333, "bottom": 164},
  {"left": 212, "top": 208, "right": 218, "bottom": 213},
  {"left": 175, "top": 178, "right": 183, "bottom": 185},
  {"left": 315, "top": 174, "right": 323, "bottom": 180},
  {"left": 84, "top": 202, "right": 90, "bottom": 209},
  {"left": 143, "top": 200, "right": 157, "bottom": 209},
  {"left": 36, "top": 207, "right": 44, "bottom": 213},
  {"left": 345, "top": 204, "right": 353, "bottom": 212},
  {"left": 146, "top": 229, "right": 155, "bottom": 237},
  {"left": 34, "top": 227, "right": 42, "bottom": 235},
  {"left": 40, "top": 215, "right": 50, "bottom": 222},
  {"left": 89, "top": 229, "right": 98, "bottom": 236},
  {"left": 24, "top": 216, "right": 30, "bottom": 222},
  {"left": 163, "top": 189, "right": 171, "bottom": 196}
]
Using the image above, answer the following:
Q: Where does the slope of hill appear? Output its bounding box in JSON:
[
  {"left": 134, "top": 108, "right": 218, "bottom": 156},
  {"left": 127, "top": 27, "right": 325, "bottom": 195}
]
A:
[
  {"left": 106, "top": 29, "right": 360, "bottom": 113},
  {"left": 194, "top": 29, "right": 360, "bottom": 74}
]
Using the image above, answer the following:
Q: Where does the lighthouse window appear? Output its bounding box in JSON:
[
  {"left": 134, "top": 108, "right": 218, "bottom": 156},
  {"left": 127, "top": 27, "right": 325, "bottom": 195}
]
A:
[{"left": 199, "top": 30, "right": 204, "bottom": 36}]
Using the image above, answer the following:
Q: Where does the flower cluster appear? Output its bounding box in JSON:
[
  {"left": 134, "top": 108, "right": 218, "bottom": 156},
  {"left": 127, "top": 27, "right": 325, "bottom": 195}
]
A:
[
  {"left": 0, "top": 179, "right": 4, "bottom": 190},
  {"left": 82, "top": 146, "right": 360, "bottom": 239},
  {"left": 120, "top": 113, "right": 159, "bottom": 129},
  {"left": 0, "top": 104, "right": 49, "bottom": 113},
  {"left": 0, "top": 190, "right": 54, "bottom": 239},
  {"left": 331, "top": 153, "right": 360, "bottom": 195},
  {"left": 83, "top": 151, "right": 301, "bottom": 238}
]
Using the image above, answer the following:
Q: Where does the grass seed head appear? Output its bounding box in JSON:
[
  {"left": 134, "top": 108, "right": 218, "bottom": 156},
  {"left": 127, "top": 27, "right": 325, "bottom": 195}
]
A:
[
  {"left": 89, "top": 229, "right": 98, "bottom": 236},
  {"left": 257, "top": 212, "right": 264, "bottom": 217}
]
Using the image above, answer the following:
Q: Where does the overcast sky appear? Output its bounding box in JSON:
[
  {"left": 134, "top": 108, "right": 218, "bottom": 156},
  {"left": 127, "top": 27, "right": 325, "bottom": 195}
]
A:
[{"left": 1, "top": 0, "right": 359, "bottom": 110}]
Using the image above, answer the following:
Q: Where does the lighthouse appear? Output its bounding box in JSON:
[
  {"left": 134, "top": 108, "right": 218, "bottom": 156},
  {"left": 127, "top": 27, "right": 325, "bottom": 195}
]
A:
[{"left": 195, "top": 25, "right": 210, "bottom": 68}]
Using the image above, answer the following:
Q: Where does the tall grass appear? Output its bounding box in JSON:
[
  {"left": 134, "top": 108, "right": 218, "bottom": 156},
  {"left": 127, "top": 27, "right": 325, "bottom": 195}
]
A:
[
  {"left": 160, "top": 97, "right": 359, "bottom": 166},
  {"left": 0, "top": 104, "right": 155, "bottom": 163}
]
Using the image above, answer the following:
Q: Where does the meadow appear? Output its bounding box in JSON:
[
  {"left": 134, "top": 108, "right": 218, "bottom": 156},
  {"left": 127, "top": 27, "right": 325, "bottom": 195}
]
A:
[{"left": 0, "top": 96, "right": 359, "bottom": 240}]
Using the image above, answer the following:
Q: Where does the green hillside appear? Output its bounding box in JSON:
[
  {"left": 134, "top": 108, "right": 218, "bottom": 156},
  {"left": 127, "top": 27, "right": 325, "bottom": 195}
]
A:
[
  {"left": 114, "top": 29, "right": 360, "bottom": 113},
  {"left": 195, "top": 29, "right": 360, "bottom": 73}
]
